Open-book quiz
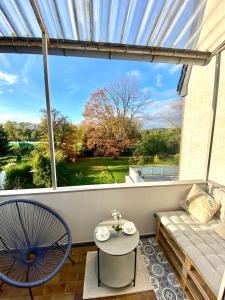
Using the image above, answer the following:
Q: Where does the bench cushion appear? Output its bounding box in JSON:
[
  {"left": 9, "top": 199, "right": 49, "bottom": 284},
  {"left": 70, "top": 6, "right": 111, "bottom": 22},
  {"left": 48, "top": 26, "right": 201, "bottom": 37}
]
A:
[
  {"left": 208, "top": 184, "right": 225, "bottom": 220},
  {"left": 157, "top": 210, "right": 225, "bottom": 296}
]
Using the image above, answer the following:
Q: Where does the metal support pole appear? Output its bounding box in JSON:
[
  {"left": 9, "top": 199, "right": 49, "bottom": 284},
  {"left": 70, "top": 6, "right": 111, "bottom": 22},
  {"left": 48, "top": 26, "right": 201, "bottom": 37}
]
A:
[
  {"left": 133, "top": 247, "right": 137, "bottom": 286},
  {"left": 55, "top": 242, "right": 75, "bottom": 265},
  {"left": 42, "top": 32, "right": 57, "bottom": 189},
  {"left": 97, "top": 248, "right": 100, "bottom": 287},
  {"left": 205, "top": 53, "right": 221, "bottom": 181},
  {"left": 28, "top": 287, "right": 34, "bottom": 300}
]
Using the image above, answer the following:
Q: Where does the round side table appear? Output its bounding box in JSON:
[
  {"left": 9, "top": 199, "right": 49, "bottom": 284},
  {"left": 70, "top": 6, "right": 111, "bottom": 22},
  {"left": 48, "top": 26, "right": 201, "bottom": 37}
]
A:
[{"left": 94, "top": 219, "right": 139, "bottom": 288}]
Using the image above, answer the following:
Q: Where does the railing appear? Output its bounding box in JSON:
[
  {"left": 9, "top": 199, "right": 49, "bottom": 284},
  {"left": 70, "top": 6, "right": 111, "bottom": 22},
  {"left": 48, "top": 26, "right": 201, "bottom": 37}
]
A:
[
  {"left": 129, "top": 166, "right": 178, "bottom": 183},
  {"left": 141, "top": 166, "right": 178, "bottom": 176},
  {"left": 0, "top": 180, "right": 205, "bottom": 243}
]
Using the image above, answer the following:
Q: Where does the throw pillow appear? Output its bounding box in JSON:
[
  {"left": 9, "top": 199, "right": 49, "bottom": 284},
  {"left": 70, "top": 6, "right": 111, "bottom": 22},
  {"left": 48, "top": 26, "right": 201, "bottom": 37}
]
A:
[
  {"left": 180, "top": 184, "right": 206, "bottom": 211},
  {"left": 188, "top": 194, "right": 220, "bottom": 223}
]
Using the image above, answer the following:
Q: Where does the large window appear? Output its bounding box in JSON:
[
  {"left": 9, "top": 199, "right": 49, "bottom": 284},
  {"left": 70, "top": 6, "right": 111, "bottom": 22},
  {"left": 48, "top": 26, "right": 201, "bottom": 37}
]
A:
[
  {"left": 49, "top": 57, "right": 183, "bottom": 187},
  {"left": 0, "top": 53, "right": 183, "bottom": 191},
  {"left": 0, "top": 53, "right": 51, "bottom": 190}
]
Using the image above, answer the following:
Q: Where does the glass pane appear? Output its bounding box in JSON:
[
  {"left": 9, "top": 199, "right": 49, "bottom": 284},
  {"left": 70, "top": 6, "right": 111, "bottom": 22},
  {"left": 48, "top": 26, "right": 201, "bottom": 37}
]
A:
[
  {"left": 0, "top": 53, "right": 52, "bottom": 190},
  {"left": 48, "top": 55, "right": 183, "bottom": 187}
]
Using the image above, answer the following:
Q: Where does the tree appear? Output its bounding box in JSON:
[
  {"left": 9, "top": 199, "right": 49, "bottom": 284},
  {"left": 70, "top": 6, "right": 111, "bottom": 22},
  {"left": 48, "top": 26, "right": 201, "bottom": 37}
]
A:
[
  {"left": 134, "top": 128, "right": 181, "bottom": 157},
  {"left": 4, "top": 163, "right": 33, "bottom": 189},
  {"left": 32, "top": 151, "right": 51, "bottom": 187},
  {"left": 161, "top": 99, "right": 183, "bottom": 128},
  {"left": 134, "top": 129, "right": 167, "bottom": 156},
  {"left": 83, "top": 77, "right": 146, "bottom": 157},
  {"left": 39, "top": 109, "right": 79, "bottom": 162},
  {"left": 4, "top": 121, "right": 40, "bottom": 141},
  {"left": 0, "top": 125, "right": 10, "bottom": 156},
  {"left": 164, "top": 127, "right": 181, "bottom": 154},
  {"left": 4, "top": 121, "right": 17, "bottom": 141}
]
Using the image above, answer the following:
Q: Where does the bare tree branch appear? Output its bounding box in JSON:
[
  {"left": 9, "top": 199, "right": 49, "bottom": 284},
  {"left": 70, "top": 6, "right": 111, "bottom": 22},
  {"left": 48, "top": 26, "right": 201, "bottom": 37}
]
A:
[{"left": 161, "top": 99, "right": 183, "bottom": 128}]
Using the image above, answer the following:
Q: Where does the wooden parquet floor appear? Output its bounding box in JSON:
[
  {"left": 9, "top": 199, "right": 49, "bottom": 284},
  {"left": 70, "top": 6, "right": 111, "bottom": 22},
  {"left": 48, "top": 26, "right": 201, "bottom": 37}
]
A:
[{"left": 0, "top": 245, "right": 157, "bottom": 300}]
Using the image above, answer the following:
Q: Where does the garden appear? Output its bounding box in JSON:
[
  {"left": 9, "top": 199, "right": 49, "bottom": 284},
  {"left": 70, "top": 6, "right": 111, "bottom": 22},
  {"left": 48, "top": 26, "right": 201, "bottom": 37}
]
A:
[
  {"left": 0, "top": 137, "right": 179, "bottom": 190},
  {"left": 0, "top": 77, "right": 181, "bottom": 190}
]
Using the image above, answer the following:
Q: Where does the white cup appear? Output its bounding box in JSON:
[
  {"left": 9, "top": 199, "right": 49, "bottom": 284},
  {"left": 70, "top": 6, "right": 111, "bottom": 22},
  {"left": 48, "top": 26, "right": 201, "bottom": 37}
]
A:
[
  {"left": 96, "top": 226, "right": 109, "bottom": 240},
  {"left": 123, "top": 221, "right": 135, "bottom": 233}
]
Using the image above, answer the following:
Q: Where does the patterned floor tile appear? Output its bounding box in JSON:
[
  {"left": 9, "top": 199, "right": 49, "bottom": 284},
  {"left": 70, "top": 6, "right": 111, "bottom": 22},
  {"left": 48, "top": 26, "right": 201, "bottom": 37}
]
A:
[{"left": 139, "top": 238, "right": 188, "bottom": 300}]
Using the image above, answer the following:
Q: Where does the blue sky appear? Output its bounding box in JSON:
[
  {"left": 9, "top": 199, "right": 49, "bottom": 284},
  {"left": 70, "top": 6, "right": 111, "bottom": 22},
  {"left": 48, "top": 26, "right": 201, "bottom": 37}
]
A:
[{"left": 0, "top": 53, "right": 182, "bottom": 128}]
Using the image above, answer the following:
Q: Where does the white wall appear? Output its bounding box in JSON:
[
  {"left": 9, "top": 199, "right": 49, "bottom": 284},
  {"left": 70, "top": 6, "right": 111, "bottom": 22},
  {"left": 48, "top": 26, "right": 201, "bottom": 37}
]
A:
[
  {"left": 208, "top": 52, "right": 225, "bottom": 185},
  {"left": 180, "top": 52, "right": 225, "bottom": 185},
  {"left": 0, "top": 181, "right": 205, "bottom": 243},
  {"left": 179, "top": 0, "right": 225, "bottom": 182},
  {"left": 179, "top": 58, "right": 215, "bottom": 180}
]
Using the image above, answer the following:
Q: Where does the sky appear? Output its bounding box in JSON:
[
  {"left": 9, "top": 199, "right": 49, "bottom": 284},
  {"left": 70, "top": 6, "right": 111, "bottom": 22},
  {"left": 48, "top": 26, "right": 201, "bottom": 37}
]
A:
[{"left": 0, "top": 53, "right": 182, "bottom": 128}]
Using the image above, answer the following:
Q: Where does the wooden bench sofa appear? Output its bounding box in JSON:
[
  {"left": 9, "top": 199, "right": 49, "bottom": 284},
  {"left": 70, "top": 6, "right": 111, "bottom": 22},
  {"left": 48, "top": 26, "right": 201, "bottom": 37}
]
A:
[{"left": 156, "top": 184, "right": 225, "bottom": 300}]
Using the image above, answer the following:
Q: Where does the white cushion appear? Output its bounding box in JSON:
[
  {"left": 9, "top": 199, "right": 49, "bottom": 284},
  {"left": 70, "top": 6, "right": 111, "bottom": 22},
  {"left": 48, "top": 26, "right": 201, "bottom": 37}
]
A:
[
  {"left": 157, "top": 210, "right": 224, "bottom": 296},
  {"left": 213, "top": 222, "right": 225, "bottom": 240}
]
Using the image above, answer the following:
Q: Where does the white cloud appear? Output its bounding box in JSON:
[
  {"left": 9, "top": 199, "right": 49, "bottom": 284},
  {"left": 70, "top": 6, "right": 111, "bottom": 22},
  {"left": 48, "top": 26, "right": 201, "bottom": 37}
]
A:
[
  {"left": 154, "top": 88, "right": 177, "bottom": 98},
  {"left": 148, "top": 87, "right": 177, "bottom": 99},
  {"left": 141, "top": 87, "right": 177, "bottom": 100},
  {"left": 126, "top": 70, "right": 141, "bottom": 78},
  {"left": 152, "top": 63, "right": 169, "bottom": 70},
  {"left": 8, "top": 89, "right": 14, "bottom": 93},
  {"left": 21, "top": 56, "right": 34, "bottom": 84},
  {"left": 0, "top": 54, "right": 10, "bottom": 69},
  {"left": 141, "top": 87, "right": 151, "bottom": 94},
  {"left": 152, "top": 63, "right": 182, "bottom": 76},
  {"left": 156, "top": 74, "right": 163, "bottom": 87},
  {"left": 139, "top": 98, "right": 182, "bottom": 128},
  {"left": 0, "top": 71, "right": 18, "bottom": 85},
  {"left": 0, "top": 106, "right": 40, "bottom": 123},
  {"left": 0, "top": 90, "right": 2, "bottom": 94},
  {"left": 169, "top": 65, "right": 182, "bottom": 75}
]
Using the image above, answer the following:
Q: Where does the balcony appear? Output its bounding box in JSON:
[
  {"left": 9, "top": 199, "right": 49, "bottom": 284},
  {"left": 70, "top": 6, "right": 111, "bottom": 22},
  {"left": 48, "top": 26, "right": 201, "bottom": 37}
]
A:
[
  {"left": 0, "top": 180, "right": 206, "bottom": 300},
  {"left": 1, "top": 0, "right": 225, "bottom": 299}
]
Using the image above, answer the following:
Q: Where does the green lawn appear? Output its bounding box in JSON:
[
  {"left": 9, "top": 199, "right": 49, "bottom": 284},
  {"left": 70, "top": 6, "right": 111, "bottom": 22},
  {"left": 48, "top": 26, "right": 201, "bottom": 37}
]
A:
[
  {"left": 1, "top": 155, "right": 178, "bottom": 187},
  {"left": 57, "top": 156, "right": 177, "bottom": 187}
]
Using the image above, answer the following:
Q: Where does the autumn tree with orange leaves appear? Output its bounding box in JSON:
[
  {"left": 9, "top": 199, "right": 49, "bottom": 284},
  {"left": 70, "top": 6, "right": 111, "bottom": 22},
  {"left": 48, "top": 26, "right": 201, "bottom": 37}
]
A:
[{"left": 83, "top": 77, "right": 147, "bottom": 157}]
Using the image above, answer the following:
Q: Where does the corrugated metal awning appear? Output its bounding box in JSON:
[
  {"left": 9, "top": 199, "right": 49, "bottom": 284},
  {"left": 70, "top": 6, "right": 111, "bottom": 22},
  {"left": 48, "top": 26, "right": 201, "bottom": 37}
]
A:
[{"left": 0, "top": 0, "right": 219, "bottom": 65}]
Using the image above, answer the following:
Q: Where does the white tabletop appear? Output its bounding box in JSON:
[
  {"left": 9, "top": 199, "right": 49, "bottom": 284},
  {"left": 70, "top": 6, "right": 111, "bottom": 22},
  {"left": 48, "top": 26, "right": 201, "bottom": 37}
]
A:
[{"left": 94, "top": 219, "right": 139, "bottom": 256}]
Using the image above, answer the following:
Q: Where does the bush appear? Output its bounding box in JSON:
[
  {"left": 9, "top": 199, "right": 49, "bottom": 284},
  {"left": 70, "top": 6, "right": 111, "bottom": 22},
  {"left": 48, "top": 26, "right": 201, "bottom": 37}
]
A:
[
  {"left": 153, "top": 155, "right": 159, "bottom": 163},
  {"left": 158, "top": 152, "right": 168, "bottom": 159},
  {"left": 11, "top": 142, "right": 35, "bottom": 156},
  {"left": 32, "top": 152, "right": 51, "bottom": 188},
  {"left": 4, "top": 163, "right": 33, "bottom": 190},
  {"left": 173, "top": 153, "right": 180, "bottom": 164},
  {"left": 133, "top": 128, "right": 181, "bottom": 157},
  {"left": 137, "top": 155, "right": 148, "bottom": 165},
  {"left": 61, "top": 144, "right": 77, "bottom": 162},
  {"left": 55, "top": 150, "right": 66, "bottom": 162},
  {"left": 129, "top": 154, "right": 150, "bottom": 165}
]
